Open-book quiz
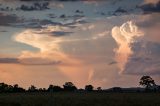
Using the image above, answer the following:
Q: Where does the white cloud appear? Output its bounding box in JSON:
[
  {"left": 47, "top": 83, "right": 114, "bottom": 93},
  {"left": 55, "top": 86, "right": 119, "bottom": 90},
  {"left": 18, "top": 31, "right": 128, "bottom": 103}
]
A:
[
  {"left": 98, "top": 31, "right": 110, "bottom": 37},
  {"left": 82, "top": 24, "right": 95, "bottom": 31},
  {"left": 112, "top": 21, "right": 144, "bottom": 72}
]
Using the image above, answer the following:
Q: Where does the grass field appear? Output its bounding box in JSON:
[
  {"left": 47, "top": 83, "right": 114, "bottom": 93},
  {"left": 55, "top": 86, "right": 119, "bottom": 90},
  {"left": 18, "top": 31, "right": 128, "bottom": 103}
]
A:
[{"left": 0, "top": 92, "right": 160, "bottom": 106}]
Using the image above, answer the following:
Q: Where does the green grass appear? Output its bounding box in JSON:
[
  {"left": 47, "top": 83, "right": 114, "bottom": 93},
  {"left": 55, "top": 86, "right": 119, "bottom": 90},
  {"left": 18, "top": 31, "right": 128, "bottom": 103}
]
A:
[{"left": 0, "top": 92, "right": 160, "bottom": 106}]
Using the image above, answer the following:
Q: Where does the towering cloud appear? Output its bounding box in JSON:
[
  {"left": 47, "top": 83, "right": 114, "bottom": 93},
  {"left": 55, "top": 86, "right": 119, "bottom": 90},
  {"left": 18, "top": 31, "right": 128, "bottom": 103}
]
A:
[
  {"left": 14, "top": 25, "right": 94, "bottom": 87},
  {"left": 112, "top": 21, "right": 144, "bottom": 73}
]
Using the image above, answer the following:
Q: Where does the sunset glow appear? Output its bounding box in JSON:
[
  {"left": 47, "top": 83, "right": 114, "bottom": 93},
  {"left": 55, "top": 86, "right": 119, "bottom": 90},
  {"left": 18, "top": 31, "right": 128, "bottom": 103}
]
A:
[{"left": 0, "top": 0, "right": 160, "bottom": 89}]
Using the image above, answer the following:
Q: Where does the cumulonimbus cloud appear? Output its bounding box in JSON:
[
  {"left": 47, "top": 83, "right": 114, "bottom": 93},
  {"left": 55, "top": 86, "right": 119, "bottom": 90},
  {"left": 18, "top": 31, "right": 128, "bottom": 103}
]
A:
[
  {"left": 14, "top": 25, "right": 95, "bottom": 87},
  {"left": 112, "top": 21, "right": 144, "bottom": 73}
]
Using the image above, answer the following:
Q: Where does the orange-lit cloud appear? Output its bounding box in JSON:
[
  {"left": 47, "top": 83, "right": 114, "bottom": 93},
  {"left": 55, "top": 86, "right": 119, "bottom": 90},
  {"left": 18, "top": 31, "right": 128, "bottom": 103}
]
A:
[
  {"left": 112, "top": 21, "right": 144, "bottom": 73},
  {"left": 143, "top": 0, "right": 160, "bottom": 4},
  {"left": 14, "top": 25, "right": 95, "bottom": 87}
]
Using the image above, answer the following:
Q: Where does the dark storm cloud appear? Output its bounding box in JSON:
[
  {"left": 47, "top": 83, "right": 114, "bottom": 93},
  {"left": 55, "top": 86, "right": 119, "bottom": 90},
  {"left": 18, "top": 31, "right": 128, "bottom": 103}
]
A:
[
  {"left": 124, "top": 41, "right": 160, "bottom": 75},
  {"left": 140, "top": 1, "right": 160, "bottom": 13}
]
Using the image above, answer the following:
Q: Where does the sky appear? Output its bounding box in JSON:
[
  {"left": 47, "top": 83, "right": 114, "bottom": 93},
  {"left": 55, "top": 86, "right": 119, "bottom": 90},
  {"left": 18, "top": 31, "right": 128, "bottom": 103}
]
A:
[{"left": 0, "top": 0, "right": 160, "bottom": 89}]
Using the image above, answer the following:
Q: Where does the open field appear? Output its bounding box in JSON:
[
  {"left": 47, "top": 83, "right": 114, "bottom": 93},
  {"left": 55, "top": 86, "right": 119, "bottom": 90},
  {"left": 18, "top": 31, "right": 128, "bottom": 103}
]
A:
[{"left": 0, "top": 92, "right": 160, "bottom": 106}]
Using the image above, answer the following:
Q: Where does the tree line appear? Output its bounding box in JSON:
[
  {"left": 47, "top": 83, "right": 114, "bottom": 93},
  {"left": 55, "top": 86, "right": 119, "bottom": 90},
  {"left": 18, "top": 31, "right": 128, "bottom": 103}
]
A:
[
  {"left": 0, "top": 82, "right": 95, "bottom": 93},
  {"left": 0, "top": 76, "right": 160, "bottom": 93}
]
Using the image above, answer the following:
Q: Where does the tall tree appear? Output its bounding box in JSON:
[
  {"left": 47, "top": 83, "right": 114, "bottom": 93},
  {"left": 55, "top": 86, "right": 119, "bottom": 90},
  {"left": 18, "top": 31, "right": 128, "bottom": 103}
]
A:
[
  {"left": 139, "top": 76, "right": 156, "bottom": 89},
  {"left": 85, "top": 85, "right": 94, "bottom": 91}
]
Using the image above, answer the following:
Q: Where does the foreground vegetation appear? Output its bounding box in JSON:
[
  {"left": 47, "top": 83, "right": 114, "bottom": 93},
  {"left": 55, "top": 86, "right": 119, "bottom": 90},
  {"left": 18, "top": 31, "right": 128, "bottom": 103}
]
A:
[{"left": 0, "top": 92, "right": 160, "bottom": 106}]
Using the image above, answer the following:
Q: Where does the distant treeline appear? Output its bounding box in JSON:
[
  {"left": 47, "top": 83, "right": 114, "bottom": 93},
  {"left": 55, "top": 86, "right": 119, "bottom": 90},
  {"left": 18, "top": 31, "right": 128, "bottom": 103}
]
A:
[
  {"left": 0, "top": 76, "right": 160, "bottom": 93},
  {"left": 0, "top": 82, "right": 96, "bottom": 93}
]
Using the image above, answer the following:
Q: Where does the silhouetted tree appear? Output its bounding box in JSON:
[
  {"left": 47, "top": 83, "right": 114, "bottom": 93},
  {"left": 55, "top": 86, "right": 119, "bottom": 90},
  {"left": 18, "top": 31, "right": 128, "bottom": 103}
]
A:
[
  {"left": 28, "top": 85, "right": 37, "bottom": 92},
  {"left": 0, "top": 83, "right": 25, "bottom": 93},
  {"left": 8, "top": 85, "right": 14, "bottom": 92},
  {"left": 0, "top": 83, "right": 10, "bottom": 92},
  {"left": 13, "top": 84, "right": 19, "bottom": 92},
  {"left": 48, "top": 85, "right": 54, "bottom": 92},
  {"left": 63, "top": 82, "right": 77, "bottom": 91},
  {"left": 13, "top": 84, "right": 25, "bottom": 92},
  {"left": 48, "top": 85, "right": 62, "bottom": 92},
  {"left": 38, "top": 88, "right": 46, "bottom": 92},
  {"left": 85, "top": 85, "right": 94, "bottom": 91},
  {"left": 97, "top": 87, "right": 102, "bottom": 91},
  {"left": 139, "top": 76, "right": 156, "bottom": 90}
]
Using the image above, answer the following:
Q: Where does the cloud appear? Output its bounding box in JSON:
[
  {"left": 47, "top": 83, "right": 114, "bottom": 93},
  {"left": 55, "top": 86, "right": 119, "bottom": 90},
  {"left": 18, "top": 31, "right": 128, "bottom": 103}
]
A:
[
  {"left": 136, "top": 13, "right": 160, "bottom": 43},
  {"left": 50, "top": 31, "right": 73, "bottom": 37},
  {"left": 19, "top": 2, "right": 49, "bottom": 11},
  {"left": 112, "top": 20, "right": 160, "bottom": 75},
  {"left": 92, "top": 30, "right": 110, "bottom": 40},
  {"left": 143, "top": 0, "right": 160, "bottom": 5},
  {"left": 49, "top": 2, "right": 64, "bottom": 8},
  {"left": 0, "top": 18, "right": 114, "bottom": 85},
  {"left": 14, "top": 24, "right": 104, "bottom": 53},
  {"left": 19, "top": 57, "right": 62, "bottom": 65},
  {"left": 114, "top": 7, "right": 128, "bottom": 14},
  {"left": 137, "top": 13, "right": 160, "bottom": 28},
  {"left": 0, "top": 57, "right": 61, "bottom": 65},
  {"left": 112, "top": 21, "right": 144, "bottom": 72},
  {"left": 0, "top": 58, "right": 19, "bottom": 64},
  {"left": 88, "top": 69, "right": 94, "bottom": 81},
  {"left": 15, "top": 29, "right": 62, "bottom": 52},
  {"left": 81, "top": 24, "right": 95, "bottom": 31},
  {"left": 12, "top": 19, "right": 63, "bottom": 28},
  {"left": 31, "top": 25, "right": 73, "bottom": 37},
  {"left": 124, "top": 41, "right": 160, "bottom": 75},
  {"left": 14, "top": 26, "right": 95, "bottom": 87},
  {"left": 140, "top": 0, "right": 160, "bottom": 13},
  {"left": 0, "top": 13, "right": 22, "bottom": 26},
  {"left": 98, "top": 31, "right": 109, "bottom": 37}
]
